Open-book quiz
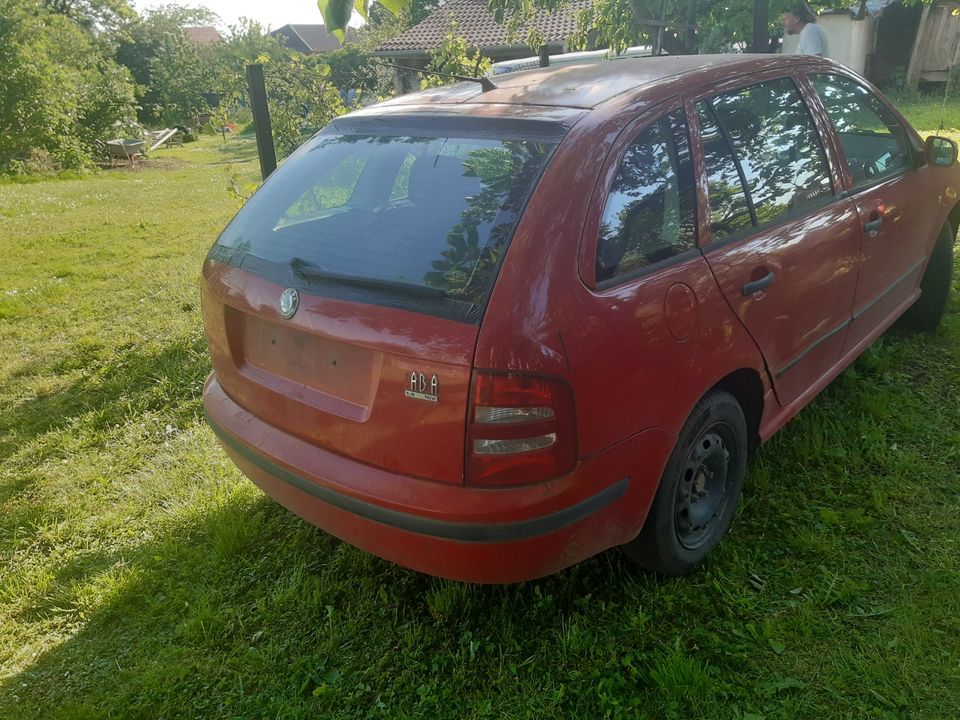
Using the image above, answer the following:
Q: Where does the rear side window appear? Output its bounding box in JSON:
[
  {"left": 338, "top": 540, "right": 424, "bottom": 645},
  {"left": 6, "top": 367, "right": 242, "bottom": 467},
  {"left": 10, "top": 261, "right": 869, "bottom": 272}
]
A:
[
  {"left": 697, "top": 102, "right": 754, "bottom": 241},
  {"left": 810, "top": 73, "right": 912, "bottom": 187},
  {"left": 214, "top": 131, "right": 557, "bottom": 319},
  {"left": 595, "top": 110, "right": 696, "bottom": 283},
  {"left": 702, "top": 78, "right": 833, "bottom": 235}
]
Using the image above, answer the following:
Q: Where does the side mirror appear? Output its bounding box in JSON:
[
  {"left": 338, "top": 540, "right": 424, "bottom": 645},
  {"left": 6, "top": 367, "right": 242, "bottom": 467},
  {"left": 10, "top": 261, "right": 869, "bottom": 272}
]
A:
[{"left": 925, "top": 135, "right": 958, "bottom": 167}]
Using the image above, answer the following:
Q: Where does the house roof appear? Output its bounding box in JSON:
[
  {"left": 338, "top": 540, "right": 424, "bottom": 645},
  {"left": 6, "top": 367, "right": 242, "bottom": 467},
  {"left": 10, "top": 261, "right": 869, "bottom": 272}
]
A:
[
  {"left": 373, "top": 0, "right": 592, "bottom": 55},
  {"left": 183, "top": 26, "right": 223, "bottom": 45},
  {"left": 271, "top": 24, "right": 357, "bottom": 53}
]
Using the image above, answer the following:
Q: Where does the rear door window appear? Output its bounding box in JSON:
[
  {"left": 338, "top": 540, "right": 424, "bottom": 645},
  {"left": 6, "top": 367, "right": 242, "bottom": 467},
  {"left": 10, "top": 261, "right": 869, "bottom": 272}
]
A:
[
  {"left": 214, "top": 128, "right": 558, "bottom": 321},
  {"left": 810, "top": 73, "right": 913, "bottom": 186},
  {"left": 701, "top": 78, "right": 833, "bottom": 234},
  {"left": 697, "top": 102, "right": 755, "bottom": 241},
  {"left": 595, "top": 110, "right": 697, "bottom": 283}
]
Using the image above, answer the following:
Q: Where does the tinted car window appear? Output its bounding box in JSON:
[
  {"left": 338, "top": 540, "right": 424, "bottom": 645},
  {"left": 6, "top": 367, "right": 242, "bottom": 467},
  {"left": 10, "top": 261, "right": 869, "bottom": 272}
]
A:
[
  {"left": 697, "top": 102, "right": 754, "bottom": 241},
  {"left": 215, "top": 133, "right": 556, "bottom": 311},
  {"left": 282, "top": 153, "right": 365, "bottom": 217},
  {"left": 707, "top": 78, "right": 833, "bottom": 227},
  {"left": 810, "top": 73, "right": 912, "bottom": 186},
  {"left": 596, "top": 110, "right": 696, "bottom": 282}
]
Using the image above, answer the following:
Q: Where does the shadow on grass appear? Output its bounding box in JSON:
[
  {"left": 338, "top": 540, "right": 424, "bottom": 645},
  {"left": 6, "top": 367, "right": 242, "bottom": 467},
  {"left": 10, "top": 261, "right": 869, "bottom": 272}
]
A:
[
  {"left": 0, "top": 333, "right": 211, "bottom": 464},
  {"left": 207, "top": 138, "right": 259, "bottom": 165},
  {"left": 4, "top": 306, "right": 957, "bottom": 718},
  {"left": 0, "top": 486, "right": 653, "bottom": 720}
]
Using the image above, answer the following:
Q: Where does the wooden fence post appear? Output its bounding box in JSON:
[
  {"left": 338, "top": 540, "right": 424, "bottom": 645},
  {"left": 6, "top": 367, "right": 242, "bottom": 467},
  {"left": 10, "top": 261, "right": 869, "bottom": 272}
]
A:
[
  {"left": 752, "top": 0, "right": 769, "bottom": 53},
  {"left": 906, "top": 4, "right": 931, "bottom": 90},
  {"left": 246, "top": 64, "right": 277, "bottom": 180}
]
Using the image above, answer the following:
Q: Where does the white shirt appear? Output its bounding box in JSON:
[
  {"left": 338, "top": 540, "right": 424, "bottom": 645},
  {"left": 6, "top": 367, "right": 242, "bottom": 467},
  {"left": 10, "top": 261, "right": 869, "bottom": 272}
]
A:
[{"left": 795, "top": 22, "right": 827, "bottom": 56}]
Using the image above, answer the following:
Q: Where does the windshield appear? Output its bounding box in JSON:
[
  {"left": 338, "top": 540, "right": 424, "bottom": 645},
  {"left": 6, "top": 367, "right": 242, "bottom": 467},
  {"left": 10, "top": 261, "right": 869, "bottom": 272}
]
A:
[{"left": 213, "top": 128, "right": 557, "bottom": 321}]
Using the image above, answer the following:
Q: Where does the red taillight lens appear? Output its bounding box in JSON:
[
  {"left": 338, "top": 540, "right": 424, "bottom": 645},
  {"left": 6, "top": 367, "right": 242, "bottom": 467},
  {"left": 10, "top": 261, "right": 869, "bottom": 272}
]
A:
[{"left": 467, "top": 370, "right": 577, "bottom": 486}]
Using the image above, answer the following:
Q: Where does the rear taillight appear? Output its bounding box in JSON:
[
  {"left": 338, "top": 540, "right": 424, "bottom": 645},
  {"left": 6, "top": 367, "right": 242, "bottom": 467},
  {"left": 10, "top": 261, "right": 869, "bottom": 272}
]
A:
[{"left": 467, "top": 370, "right": 577, "bottom": 486}]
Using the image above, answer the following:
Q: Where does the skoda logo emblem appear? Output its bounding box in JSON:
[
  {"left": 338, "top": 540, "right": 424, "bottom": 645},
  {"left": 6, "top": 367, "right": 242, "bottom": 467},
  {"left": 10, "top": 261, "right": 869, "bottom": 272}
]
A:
[{"left": 279, "top": 288, "right": 299, "bottom": 319}]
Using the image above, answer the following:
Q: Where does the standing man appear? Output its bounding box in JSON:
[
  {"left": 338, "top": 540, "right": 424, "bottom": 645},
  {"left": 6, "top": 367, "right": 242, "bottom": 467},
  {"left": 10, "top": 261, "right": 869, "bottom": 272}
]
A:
[{"left": 783, "top": 3, "right": 828, "bottom": 56}]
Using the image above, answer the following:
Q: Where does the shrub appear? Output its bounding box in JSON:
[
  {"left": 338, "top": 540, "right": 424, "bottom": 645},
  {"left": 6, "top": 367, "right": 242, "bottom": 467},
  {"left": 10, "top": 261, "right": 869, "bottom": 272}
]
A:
[
  {"left": 0, "top": 0, "right": 138, "bottom": 172},
  {"left": 422, "top": 26, "right": 492, "bottom": 89},
  {"left": 259, "top": 55, "right": 347, "bottom": 157}
]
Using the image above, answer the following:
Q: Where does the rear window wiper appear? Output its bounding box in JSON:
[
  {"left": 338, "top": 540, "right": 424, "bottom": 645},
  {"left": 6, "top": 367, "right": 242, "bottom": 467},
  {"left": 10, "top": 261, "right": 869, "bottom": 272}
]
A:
[{"left": 290, "top": 257, "right": 448, "bottom": 298}]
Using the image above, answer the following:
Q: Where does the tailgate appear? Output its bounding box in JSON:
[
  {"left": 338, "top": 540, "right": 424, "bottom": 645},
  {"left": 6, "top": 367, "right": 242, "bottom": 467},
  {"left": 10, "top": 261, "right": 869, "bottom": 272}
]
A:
[{"left": 202, "top": 261, "right": 476, "bottom": 484}]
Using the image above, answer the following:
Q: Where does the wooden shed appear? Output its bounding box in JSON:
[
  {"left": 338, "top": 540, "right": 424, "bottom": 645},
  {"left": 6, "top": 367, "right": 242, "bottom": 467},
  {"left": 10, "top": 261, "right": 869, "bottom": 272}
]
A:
[{"left": 906, "top": 1, "right": 960, "bottom": 88}]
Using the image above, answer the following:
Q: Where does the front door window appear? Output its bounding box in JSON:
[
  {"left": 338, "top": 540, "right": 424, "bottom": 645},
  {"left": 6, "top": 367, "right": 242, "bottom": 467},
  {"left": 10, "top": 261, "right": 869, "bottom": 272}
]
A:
[
  {"left": 809, "top": 72, "right": 931, "bottom": 350},
  {"left": 810, "top": 73, "right": 913, "bottom": 186}
]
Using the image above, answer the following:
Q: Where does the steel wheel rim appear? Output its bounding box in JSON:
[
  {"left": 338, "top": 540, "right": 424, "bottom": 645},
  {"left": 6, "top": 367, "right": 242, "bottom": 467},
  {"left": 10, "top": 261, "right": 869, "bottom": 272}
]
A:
[{"left": 674, "top": 423, "right": 735, "bottom": 551}]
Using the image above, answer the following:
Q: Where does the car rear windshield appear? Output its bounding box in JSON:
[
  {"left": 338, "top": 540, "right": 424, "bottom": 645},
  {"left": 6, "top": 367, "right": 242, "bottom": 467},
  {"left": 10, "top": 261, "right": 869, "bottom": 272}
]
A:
[{"left": 213, "top": 120, "right": 559, "bottom": 322}]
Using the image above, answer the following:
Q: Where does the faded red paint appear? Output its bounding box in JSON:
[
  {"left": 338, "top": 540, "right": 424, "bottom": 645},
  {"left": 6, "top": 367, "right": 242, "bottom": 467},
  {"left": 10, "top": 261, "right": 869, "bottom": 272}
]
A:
[{"left": 202, "top": 55, "right": 960, "bottom": 582}]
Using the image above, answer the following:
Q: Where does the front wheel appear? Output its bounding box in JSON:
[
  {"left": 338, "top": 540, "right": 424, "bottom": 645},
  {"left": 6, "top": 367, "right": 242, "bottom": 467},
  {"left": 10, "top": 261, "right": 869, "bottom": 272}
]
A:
[
  {"left": 622, "top": 389, "right": 748, "bottom": 576},
  {"left": 898, "top": 221, "right": 954, "bottom": 332}
]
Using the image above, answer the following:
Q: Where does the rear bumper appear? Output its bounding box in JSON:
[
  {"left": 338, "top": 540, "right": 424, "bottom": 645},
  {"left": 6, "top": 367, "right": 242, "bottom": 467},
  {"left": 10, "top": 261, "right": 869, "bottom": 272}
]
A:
[{"left": 204, "top": 375, "right": 673, "bottom": 583}]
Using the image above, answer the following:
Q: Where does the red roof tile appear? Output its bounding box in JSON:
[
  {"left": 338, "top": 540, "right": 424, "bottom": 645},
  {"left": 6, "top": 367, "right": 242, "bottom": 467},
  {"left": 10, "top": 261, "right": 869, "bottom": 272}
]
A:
[
  {"left": 183, "top": 26, "right": 223, "bottom": 45},
  {"left": 374, "top": 0, "right": 591, "bottom": 54}
]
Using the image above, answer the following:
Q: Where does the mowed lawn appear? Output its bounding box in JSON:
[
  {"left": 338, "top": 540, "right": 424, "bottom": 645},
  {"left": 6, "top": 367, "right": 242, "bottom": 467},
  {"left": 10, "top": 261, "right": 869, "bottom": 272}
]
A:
[{"left": 2, "top": 99, "right": 960, "bottom": 719}]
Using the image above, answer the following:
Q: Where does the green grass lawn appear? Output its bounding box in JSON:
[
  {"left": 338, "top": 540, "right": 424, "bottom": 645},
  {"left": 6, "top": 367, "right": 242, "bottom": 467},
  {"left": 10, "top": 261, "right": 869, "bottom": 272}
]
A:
[{"left": 2, "top": 101, "right": 960, "bottom": 720}]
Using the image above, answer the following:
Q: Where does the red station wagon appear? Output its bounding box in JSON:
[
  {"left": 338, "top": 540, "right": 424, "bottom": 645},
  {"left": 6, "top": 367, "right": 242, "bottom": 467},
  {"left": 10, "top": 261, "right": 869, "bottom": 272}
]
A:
[{"left": 202, "top": 55, "right": 959, "bottom": 582}]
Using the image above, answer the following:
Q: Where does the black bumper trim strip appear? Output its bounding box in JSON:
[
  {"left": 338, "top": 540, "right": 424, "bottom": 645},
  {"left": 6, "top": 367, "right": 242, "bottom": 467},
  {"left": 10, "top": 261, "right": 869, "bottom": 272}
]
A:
[
  {"left": 774, "top": 255, "right": 928, "bottom": 378},
  {"left": 774, "top": 318, "right": 851, "bottom": 378},
  {"left": 207, "top": 416, "right": 628, "bottom": 543}
]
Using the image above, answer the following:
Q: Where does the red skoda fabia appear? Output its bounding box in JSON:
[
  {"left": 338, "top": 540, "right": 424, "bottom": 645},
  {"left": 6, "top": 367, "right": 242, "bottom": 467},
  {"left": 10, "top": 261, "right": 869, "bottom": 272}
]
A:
[{"left": 202, "top": 55, "right": 959, "bottom": 582}]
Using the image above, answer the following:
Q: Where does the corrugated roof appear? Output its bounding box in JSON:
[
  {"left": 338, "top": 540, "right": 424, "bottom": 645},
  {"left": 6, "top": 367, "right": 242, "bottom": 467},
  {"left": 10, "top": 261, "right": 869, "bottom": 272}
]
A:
[
  {"left": 183, "top": 26, "right": 223, "bottom": 45},
  {"left": 272, "top": 24, "right": 357, "bottom": 53},
  {"left": 374, "top": 0, "right": 591, "bottom": 54}
]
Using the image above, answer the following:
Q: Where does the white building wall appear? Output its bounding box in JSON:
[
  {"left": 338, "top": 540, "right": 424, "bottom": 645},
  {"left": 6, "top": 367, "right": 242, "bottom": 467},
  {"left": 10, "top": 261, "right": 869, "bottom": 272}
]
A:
[{"left": 781, "top": 15, "right": 878, "bottom": 75}]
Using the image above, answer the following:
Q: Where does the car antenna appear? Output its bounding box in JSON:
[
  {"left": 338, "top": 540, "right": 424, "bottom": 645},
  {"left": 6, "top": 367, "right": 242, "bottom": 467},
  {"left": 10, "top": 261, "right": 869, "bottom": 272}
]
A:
[{"left": 376, "top": 60, "right": 498, "bottom": 92}]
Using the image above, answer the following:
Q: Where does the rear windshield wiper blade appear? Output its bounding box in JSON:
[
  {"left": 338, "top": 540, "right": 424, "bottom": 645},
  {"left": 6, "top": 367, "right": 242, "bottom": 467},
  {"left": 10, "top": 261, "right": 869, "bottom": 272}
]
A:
[{"left": 290, "top": 257, "right": 448, "bottom": 298}]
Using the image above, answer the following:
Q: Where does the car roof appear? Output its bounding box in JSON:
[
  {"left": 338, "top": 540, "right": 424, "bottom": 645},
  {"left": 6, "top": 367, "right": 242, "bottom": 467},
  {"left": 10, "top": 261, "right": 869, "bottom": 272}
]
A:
[{"left": 363, "top": 54, "right": 837, "bottom": 116}]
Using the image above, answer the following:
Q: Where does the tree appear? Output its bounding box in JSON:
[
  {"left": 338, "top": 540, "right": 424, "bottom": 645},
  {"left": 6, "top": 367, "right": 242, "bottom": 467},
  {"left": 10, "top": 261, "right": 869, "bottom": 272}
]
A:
[
  {"left": 212, "top": 21, "right": 347, "bottom": 158},
  {"left": 114, "top": 6, "right": 226, "bottom": 125},
  {"left": 320, "top": 0, "right": 741, "bottom": 55},
  {"left": 221, "top": 18, "right": 287, "bottom": 64},
  {"left": 258, "top": 56, "right": 347, "bottom": 156},
  {"left": 324, "top": 44, "right": 394, "bottom": 103},
  {"left": 115, "top": 5, "right": 220, "bottom": 88},
  {"left": 320, "top": 0, "right": 939, "bottom": 58},
  {"left": 42, "top": 0, "right": 135, "bottom": 33},
  {"left": 365, "top": 0, "right": 443, "bottom": 32},
  {"left": 421, "top": 27, "right": 492, "bottom": 88},
  {"left": 0, "top": 0, "right": 137, "bottom": 172}
]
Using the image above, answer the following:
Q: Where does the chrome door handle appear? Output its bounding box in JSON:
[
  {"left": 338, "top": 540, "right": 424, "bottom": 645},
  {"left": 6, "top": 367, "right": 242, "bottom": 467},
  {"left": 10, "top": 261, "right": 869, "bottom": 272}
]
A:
[{"left": 742, "top": 272, "right": 776, "bottom": 296}]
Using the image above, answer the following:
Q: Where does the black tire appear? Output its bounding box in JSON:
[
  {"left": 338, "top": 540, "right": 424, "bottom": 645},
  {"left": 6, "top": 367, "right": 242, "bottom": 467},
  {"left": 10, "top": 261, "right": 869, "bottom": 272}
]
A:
[
  {"left": 622, "top": 389, "right": 748, "bottom": 576},
  {"left": 898, "top": 221, "right": 955, "bottom": 332}
]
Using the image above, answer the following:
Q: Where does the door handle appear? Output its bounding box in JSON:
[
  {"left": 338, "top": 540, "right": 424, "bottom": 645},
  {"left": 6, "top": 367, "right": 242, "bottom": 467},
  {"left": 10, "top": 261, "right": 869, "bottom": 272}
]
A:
[
  {"left": 742, "top": 271, "right": 776, "bottom": 296},
  {"left": 864, "top": 216, "right": 884, "bottom": 236}
]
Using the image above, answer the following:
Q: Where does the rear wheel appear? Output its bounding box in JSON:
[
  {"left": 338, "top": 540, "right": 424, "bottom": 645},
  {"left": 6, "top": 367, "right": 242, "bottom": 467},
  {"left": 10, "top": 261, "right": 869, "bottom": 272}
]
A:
[
  {"left": 898, "top": 222, "right": 954, "bottom": 332},
  {"left": 622, "top": 390, "right": 747, "bottom": 576}
]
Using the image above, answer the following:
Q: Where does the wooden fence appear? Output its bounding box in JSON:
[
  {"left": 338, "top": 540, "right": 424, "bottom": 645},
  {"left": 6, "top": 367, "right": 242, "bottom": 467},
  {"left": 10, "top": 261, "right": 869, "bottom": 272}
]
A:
[{"left": 907, "top": 1, "right": 960, "bottom": 88}]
